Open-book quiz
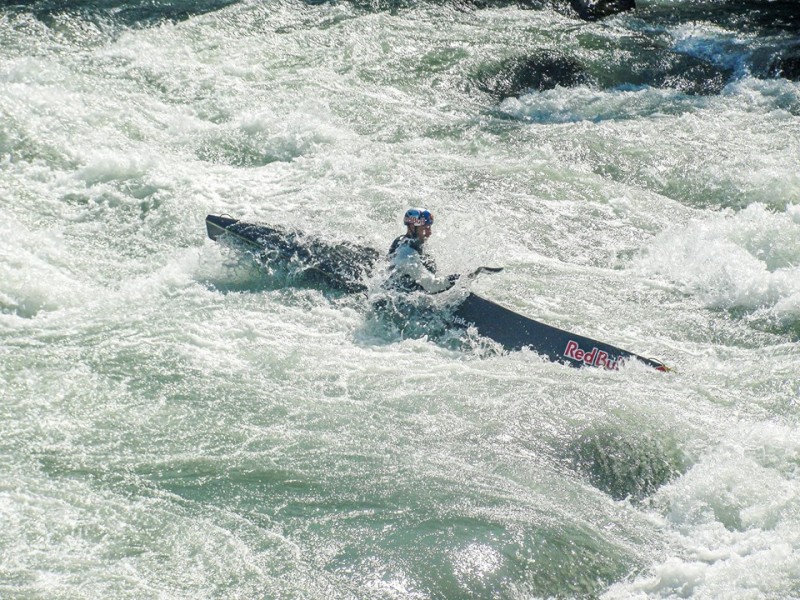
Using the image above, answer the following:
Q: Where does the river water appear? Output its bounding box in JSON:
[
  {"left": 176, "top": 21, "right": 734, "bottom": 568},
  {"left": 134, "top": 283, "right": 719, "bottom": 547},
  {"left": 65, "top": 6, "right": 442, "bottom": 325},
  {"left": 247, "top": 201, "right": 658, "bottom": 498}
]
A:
[{"left": 2, "top": 1, "right": 799, "bottom": 598}]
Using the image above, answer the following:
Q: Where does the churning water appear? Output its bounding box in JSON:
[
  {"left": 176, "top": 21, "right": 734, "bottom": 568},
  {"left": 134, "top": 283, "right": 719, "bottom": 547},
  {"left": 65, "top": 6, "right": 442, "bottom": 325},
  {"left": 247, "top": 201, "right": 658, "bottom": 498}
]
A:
[{"left": 2, "top": 0, "right": 799, "bottom": 597}]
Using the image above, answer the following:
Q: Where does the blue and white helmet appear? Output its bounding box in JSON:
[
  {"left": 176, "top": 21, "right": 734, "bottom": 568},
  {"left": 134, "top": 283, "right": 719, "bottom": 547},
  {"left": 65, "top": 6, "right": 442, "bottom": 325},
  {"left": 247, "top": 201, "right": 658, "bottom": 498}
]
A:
[{"left": 403, "top": 207, "right": 434, "bottom": 227}]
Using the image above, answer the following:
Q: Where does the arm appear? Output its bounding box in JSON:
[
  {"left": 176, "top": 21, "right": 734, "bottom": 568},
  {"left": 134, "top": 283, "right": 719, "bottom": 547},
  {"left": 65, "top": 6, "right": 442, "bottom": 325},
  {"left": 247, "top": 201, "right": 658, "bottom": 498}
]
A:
[{"left": 390, "top": 245, "right": 456, "bottom": 294}]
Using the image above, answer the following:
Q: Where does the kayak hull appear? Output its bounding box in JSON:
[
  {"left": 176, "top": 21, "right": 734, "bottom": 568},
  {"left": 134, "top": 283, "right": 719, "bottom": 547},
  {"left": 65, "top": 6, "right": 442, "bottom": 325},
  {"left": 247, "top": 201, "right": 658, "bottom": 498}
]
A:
[
  {"left": 452, "top": 293, "right": 667, "bottom": 371},
  {"left": 206, "top": 214, "right": 379, "bottom": 293}
]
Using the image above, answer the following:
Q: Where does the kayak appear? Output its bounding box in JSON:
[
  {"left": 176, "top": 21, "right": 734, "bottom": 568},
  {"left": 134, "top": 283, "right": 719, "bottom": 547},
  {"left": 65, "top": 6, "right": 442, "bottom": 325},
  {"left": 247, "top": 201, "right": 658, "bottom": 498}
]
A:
[
  {"left": 452, "top": 293, "right": 668, "bottom": 371},
  {"left": 206, "top": 214, "right": 669, "bottom": 371},
  {"left": 206, "top": 214, "right": 379, "bottom": 293}
]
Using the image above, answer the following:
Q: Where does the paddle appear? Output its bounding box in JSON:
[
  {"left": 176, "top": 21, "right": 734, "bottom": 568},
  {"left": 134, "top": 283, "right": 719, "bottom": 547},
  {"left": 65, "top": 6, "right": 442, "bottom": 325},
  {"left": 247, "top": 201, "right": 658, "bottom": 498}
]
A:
[{"left": 468, "top": 266, "right": 504, "bottom": 278}]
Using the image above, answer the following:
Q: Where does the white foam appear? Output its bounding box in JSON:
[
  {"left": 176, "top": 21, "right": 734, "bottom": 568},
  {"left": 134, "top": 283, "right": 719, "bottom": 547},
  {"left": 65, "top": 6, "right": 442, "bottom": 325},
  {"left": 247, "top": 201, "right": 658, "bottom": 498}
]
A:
[
  {"left": 498, "top": 85, "right": 702, "bottom": 125},
  {"left": 603, "top": 417, "right": 800, "bottom": 599},
  {"left": 0, "top": 217, "right": 93, "bottom": 319},
  {"left": 74, "top": 153, "right": 155, "bottom": 186},
  {"left": 632, "top": 203, "right": 800, "bottom": 324}
]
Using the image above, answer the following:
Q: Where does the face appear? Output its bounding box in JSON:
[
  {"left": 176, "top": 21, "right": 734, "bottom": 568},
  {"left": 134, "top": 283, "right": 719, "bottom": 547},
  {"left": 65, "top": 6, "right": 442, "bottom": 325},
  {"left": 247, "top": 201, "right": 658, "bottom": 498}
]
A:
[{"left": 415, "top": 224, "right": 432, "bottom": 242}]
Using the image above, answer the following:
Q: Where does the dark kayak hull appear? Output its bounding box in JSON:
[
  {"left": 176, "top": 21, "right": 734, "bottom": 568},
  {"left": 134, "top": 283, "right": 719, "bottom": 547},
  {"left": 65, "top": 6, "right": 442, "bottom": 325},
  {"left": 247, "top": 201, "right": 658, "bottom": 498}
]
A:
[
  {"left": 206, "top": 214, "right": 380, "bottom": 293},
  {"left": 453, "top": 293, "right": 667, "bottom": 371},
  {"left": 206, "top": 214, "right": 668, "bottom": 371}
]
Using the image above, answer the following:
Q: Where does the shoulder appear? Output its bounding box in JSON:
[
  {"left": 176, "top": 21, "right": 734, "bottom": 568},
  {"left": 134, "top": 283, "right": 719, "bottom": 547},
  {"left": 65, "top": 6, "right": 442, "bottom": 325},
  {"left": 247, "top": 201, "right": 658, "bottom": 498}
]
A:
[
  {"left": 388, "top": 235, "right": 419, "bottom": 256},
  {"left": 392, "top": 243, "right": 420, "bottom": 263}
]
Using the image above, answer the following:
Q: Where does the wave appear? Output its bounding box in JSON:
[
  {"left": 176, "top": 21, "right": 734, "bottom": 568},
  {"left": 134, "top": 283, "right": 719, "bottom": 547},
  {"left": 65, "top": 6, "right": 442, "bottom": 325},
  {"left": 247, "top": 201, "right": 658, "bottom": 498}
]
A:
[
  {"left": 632, "top": 203, "right": 800, "bottom": 336},
  {"left": 2, "top": 0, "right": 243, "bottom": 29}
]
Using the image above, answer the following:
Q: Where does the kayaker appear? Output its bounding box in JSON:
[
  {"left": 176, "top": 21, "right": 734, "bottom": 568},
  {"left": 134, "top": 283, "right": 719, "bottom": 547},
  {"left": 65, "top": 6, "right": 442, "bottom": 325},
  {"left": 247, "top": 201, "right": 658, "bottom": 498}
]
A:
[{"left": 386, "top": 208, "right": 459, "bottom": 294}]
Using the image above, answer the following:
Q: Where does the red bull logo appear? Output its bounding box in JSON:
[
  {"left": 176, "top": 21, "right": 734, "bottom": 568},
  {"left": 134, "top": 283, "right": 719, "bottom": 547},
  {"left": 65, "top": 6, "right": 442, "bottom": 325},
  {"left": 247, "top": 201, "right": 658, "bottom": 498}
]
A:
[{"left": 564, "top": 340, "right": 621, "bottom": 369}]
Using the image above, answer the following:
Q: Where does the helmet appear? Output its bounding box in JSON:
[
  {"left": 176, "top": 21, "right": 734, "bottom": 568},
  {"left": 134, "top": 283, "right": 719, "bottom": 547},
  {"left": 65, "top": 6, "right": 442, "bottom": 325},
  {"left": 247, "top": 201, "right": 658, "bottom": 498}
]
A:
[{"left": 403, "top": 208, "right": 434, "bottom": 227}]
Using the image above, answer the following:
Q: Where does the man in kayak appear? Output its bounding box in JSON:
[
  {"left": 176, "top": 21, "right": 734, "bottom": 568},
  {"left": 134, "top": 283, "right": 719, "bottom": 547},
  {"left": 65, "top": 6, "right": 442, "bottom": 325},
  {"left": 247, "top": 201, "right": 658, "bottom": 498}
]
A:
[{"left": 386, "top": 208, "right": 460, "bottom": 294}]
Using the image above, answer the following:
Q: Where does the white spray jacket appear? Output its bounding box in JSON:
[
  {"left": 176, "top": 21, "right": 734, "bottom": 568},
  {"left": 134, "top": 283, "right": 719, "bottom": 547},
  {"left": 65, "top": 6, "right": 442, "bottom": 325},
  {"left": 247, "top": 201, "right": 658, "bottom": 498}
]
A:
[{"left": 387, "top": 236, "right": 455, "bottom": 294}]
